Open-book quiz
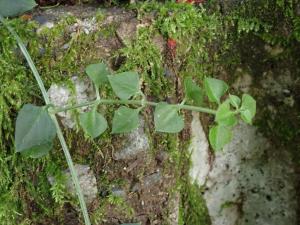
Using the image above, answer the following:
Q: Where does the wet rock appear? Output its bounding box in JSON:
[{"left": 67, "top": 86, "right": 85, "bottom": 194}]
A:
[
  {"left": 264, "top": 44, "right": 284, "bottom": 57},
  {"left": 33, "top": 5, "right": 98, "bottom": 22},
  {"left": 116, "top": 18, "right": 139, "bottom": 45},
  {"left": 49, "top": 164, "right": 98, "bottom": 205},
  {"left": 33, "top": 15, "right": 52, "bottom": 25},
  {"left": 260, "top": 70, "right": 295, "bottom": 106},
  {"left": 69, "top": 17, "right": 97, "bottom": 35},
  {"left": 48, "top": 76, "right": 95, "bottom": 128},
  {"left": 114, "top": 119, "right": 150, "bottom": 160},
  {"left": 152, "top": 34, "right": 165, "bottom": 54},
  {"left": 111, "top": 187, "right": 126, "bottom": 198},
  {"left": 36, "top": 21, "right": 55, "bottom": 34},
  {"left": 102, "top": 8, "right": 135, "bottom": 26},
  {"left": 203, "top": 122, "right": 297, "bottom": 225},
  {"left": 188, "top": 112, "right": 210, "bottom": 186},
  {"left": 232, "top": 67, "right": 253, "bottom": 92},
  {"left": 132, "top": 171, "right": 162, "bottom": 192},
  {"left": 261, "top": 70, "right": 293, "bottom": 94},
  {"left": 167, "top": 193, "right": 180, "bottom": 225}
]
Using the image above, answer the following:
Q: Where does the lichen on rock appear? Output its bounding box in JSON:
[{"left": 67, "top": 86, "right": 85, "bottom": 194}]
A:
[
  {"left": 114, "top": 118, "right": 150, "bottom": 160},
  {"left": 48, "top": 76, "right": 95, "bottom": 128},
  {"left": 199, "top": 123, "right": 297, "bottom": 225}
]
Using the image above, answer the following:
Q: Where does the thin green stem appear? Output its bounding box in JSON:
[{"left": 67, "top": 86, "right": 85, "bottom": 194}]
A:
[
  {"left": 95, "top": 84, "right": 100, "bottom": 100},
  {"left": 52, "top": 98, "right": 217, "bottom": 115},
  {"left": 39, "top": 2, "right": 60, "bottom": 9},
  {"left": 50, "top": 115, "right": 91, "bottom": 225},
  {"left": 0, "top": 15, "right": 92, "bottom": 225},
  {"left": 0, "top": 15, "right": 50, "bottom": 104}
]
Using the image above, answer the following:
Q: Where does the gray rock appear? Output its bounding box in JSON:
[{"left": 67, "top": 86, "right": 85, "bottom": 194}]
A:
[
  {"left": 69, "top": 17, "right": 97, "bottom": 35},
  {"left": 202, "top": 122, "right": 297, "bottom": 225},
  {"left": 49, "top": 164, "right": 98, "bottom": 205},
  {"left": 102, "top": 8, "right": 135, "bottom": 26},
  {"left": 264, "top": 44, "right": 284, "bottom": 56},
  {"left": 232, "top": 67, "right": 253, "bottom": 92},
  {"left": 48, "top": 76, "right": 95, "bottom": 129},
  {"left": 36, "top": 21, "right": 55, "bottom": 34},
  {"left": 152, "top": 34, "right": 165, "bottom": 54},
  {"left": 111, "top": 187, "right": 126, "bottom": 198},
  {"left": 114, "top": 119, "right": 150, "bottom": 160},
  {"left": 33, "top": 5, "right": 99, "bottom": 22},
  {"left": 33, "top": 15, "right": 52, "bottom": 25},
  {"left": 132, "top": 171, "right": 162, "bottom": 192},
  {"left": 188, "top": 112, "right": 210, "bottom": 186},
  {"left": 167, "top": 193, "right": 180, "bottom": 225},
  {"left": 116, "top": 18, "right": 139, "bottom": 45}
]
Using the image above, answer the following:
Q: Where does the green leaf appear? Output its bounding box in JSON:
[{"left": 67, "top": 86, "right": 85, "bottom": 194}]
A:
[
  {"left": 15, "top": 104, "right": 56, "bottom": 158},
  {"left": 240, "top": 94, "right": 256, "bottom": 124},
  {"left": 79, "top": 108, "right": 107, "bottom": 138},
  {"left": 85, "top": 63, "right": 110, "bottom": 87},
  {"left": 215, "top": 101, "right": 237, "bottom": 127},
  {"left": 22, "top": 142, "right": 53, "bottom": 158},
  {"left": 112, "top": 106, "right": 139, "bottom": 133},
  {"left": 184, "top": 77, "right": 203, "bottom": 106},
  {"left": 209, "top": 125, "right": 232, "bottom": 151},
  {"left": 154, "top": 103, "right": 184, "bottom": 133},
  {"left": 108, "top": 72, "right": 140, "bottom": 100},
  {"left": 0, "top": 0, "right": 37, "bottom": 17},
  {"left": 204, "top": 77, "right": 228, "bottom": 104},
  {"left": 229, "top": 94, "right": 241, "bottom": 109}
]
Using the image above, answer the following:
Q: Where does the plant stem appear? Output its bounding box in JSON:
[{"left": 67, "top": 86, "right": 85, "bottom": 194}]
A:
[
  {"left": 0, "top": 15, "right": 92, "bottom": 225},
  {"left": 0, "top": 15, "right": 50, "bottom": 104},
  {"left": 52, "top": 98, "right": 217, "bottom": 115},
  {"left": 50, "top": 116, "right": 91, "bottom": 225}
]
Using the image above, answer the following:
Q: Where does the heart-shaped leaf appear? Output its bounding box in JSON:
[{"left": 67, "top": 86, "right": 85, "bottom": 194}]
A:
[
  {"left": 229, "top": 94, "right": 241, "bottom": 109},
  {"left": 79, "top": 108, "right": 107, "bottom": 138},
  {"left": 204, "top": 77, "right": 228, "bottom": 104},
  {"left": 108, "top": 72, "right": 140, "bottom": 100},
  {"left": 112, "top": 106, "right": 139, "bottom": 133},
  {"left": 85, "top": 63, "right": 110, "bottom": 87},
  {"left": 22, "top": 142, "right": 53, "bottom": 158},
  {"left": 209, "top": 125, "right": 232, "bottom": 151},
  {"left": 0, "top": 0, "right": 37, "bottom": 17},
  {"left": 215, "top": 100, "right": 237, "bottom": 127},
  {"left": 154, "top": 103, "right": 184, "bottom": 133},
  {"left": 240, "top": 94, "right": 256, "bottom": 124},
  {"left": 15, "top": 104, "right": 56, "bottom": 158},
  {"left": 184, "top": 77, "right": 203, "bottom": 106}
]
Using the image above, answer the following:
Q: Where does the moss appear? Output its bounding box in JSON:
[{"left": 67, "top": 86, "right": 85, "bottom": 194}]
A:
[
  {"left": 179, "top": 183, "right": 211, "bottom": 225},
  {"left": 118, "top": 26, "right": 172, "bottom": 99},
  {"left": 222, "top": 0, "right": 300, "bottom": 163},
  {"left": 2, "top": 1, "right": 299, "bottom": 224},
  {"left": 0, "top": 19, "right": 39, "bottom": 149},
  {"left": 0, "top": 13, "right": 122, "bottom": 223}
]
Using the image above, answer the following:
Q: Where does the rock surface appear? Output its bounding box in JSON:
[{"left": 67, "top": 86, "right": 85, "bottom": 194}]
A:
[
  {"left": 48, "top": 76, "right": 95, "bottom": 128},
  {"left": 114, "top": 119, "right": 150, "bottom": 160},
  {"left": 132, "top": 171, "right": 162, "bottom": 192},
  {"left": 168, "top": 193, "right": 180, "bottom": 225},
  {"left": 189, "top": 121, "right": 297, "bottom": 225},
  {"left": 188, "top": 112, "right": 210, "bottom": 186},
  {"left": 232, "top": 67, "right": 253, "bottom": 93},
  {"left": 49, "top": 164, "right": 98, "bottom": 205},
  {"left": 116, "top": 18, "right": 139, "bottom": 45}
]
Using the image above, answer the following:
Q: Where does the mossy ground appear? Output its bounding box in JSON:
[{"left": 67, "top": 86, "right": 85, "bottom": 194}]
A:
[{"left": 1, "top": 0, "right": 300, "bottom": 224}]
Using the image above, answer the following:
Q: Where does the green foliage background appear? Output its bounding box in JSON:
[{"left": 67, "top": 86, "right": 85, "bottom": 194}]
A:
[{"left": 0, "top": 0, "right": 299, "bottom": 224}]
